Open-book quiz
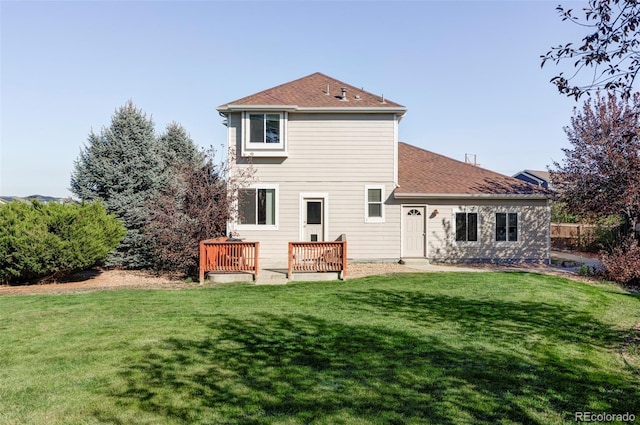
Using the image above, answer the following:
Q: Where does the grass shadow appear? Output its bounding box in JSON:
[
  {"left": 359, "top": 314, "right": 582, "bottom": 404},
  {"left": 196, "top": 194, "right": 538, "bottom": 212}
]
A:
[
  {"left": 336, "top": 287, "right": 623, "bottom": 347},
  {"left": 102, "top": 309, "right": 639, "bottom": 424}
]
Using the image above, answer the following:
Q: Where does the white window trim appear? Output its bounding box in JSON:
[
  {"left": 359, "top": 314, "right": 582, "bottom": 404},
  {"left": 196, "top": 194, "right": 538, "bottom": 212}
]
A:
[
  {"left": 494, "top": 209, "right": 522, "bottom": 245},
  {"left": 299, "top": 193, "right": 329, "bottom": 241},
  {"left": 364, "top": 184, "right": 385, "bottom": 223},
  {"left": 453, "top": 207, "right": 480, "bottom": 245},
  {"left": 241, "top": 111, "right": 288, "bottom": 157},
  {"left": 236, "top": 183, "right": 279, "bottom": 231}
]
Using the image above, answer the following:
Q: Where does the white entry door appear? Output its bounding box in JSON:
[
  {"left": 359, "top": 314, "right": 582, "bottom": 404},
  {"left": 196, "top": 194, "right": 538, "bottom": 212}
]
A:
[
  {"left": 403, "top": 206, "right": 425, "bottom": 257},
  {"left": 303, "top": 198, "right": 324, "bottom": 242}
]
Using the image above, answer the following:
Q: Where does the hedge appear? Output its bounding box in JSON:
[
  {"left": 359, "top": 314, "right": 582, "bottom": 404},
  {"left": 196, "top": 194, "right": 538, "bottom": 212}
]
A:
[{"left": 0, "top": 201, "right": 125, "bottom": 284}]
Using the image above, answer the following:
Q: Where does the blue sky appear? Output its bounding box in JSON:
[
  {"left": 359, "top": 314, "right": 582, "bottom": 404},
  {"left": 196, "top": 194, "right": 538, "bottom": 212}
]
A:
[{"left": 1, "top": 0, "right": 586, "bottom": 198}]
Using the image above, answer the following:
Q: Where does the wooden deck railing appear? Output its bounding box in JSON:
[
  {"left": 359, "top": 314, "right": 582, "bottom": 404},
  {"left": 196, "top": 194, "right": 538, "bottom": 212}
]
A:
[
  {"left": 288, "top": 241, "right": 347, "bottom": 278},
  {"left": 199, "top": 238, "right": 260, "bottom": 284}
]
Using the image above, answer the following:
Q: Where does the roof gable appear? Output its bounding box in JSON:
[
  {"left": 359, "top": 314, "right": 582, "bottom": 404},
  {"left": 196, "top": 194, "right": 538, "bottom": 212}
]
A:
[
  {"left": 217, "top": 72, "right": 406, "bottom": 111},
  {"left": 524, "top": 169, "right": 551, "bottom": 182},
  {"left": 396, "top": 142, "right": 551, "bottom": 198}
]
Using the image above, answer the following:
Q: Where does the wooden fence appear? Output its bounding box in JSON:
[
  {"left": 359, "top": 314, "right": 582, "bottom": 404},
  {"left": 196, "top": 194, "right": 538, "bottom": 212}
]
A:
[
  {"left": 288, "top": 241, "right": 347, "bottom": 278},
  {"left": 199, "top": 238, "right": 260, "bottom": 284},
  {"left": 550, "top": 223, "right": 597, "bottom": 249}
]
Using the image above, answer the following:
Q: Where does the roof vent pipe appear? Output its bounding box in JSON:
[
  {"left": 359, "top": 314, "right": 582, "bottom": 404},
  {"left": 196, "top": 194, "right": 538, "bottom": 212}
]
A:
[
  {"left": 340, "top": 87, "right": 347, "bottom": 101},
  {"left": 325, "top": 84, "right": 330, "bottom": 95}
]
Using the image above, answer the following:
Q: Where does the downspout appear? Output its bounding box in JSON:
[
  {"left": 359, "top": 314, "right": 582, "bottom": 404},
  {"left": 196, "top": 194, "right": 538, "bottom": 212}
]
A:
[
  {"left": 546, "top": 198, "right": 552, "bottom": 265},
  {"left": 219, "top": 111, "right": 233, "bottom": 238}
]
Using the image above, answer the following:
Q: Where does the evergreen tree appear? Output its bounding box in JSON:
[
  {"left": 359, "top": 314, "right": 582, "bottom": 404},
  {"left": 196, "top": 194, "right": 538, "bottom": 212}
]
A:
[
  {"left": 158, "top": 122, "right": 201, "bottom": 167},
  {"left": 71, "top": 101, "right": 165, "bottom": 268}
]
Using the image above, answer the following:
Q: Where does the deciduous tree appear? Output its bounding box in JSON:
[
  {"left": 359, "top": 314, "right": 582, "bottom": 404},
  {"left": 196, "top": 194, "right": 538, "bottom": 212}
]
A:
[
  {"left": 551, "top": 91, "right": 640, "bottom": 239},
  {"left": 144, "top": 147, "right": 254, "bottom": 276},
  {"left": 541, "top": 0, "right": 640, "bottom": 99}
]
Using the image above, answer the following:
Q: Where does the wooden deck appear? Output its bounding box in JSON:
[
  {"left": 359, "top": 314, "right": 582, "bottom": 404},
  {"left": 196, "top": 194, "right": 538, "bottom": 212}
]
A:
[
  {"left": 199, "top": 238, "right": 260, "bottom": 284},
  {"left": 288, "top": 241, "right": 347, "bottom": 278},
  {"left": 199, "top": 239, "right": 347, "bottom": 284}
]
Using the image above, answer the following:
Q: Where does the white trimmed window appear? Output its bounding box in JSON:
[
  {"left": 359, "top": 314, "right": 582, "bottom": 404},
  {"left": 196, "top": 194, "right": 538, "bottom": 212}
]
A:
[
  {"left": 249, "top": 113, "right": 280, "bottom": 144},
  {"left": 495, "top": 212, "right": 519, "bottom": 242},
  {"left": 365, "top": 185, "right": 385, "bottom": 223},
  {"left": 242, "top": 112, "right": 287, "bottom": 156},
  {"left": 454, "top": 208, "right": 479, "bottom": 243},
  {"left": 237, "top": 185, "right": 278, "bottom": 229}
]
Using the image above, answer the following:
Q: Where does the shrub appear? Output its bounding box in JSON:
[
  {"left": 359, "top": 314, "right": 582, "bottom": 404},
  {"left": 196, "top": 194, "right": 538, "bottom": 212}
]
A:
[
  {"left": 143, "top": 147, "right": 254, "bottom": 277},
  {"left": 551, "top": 201, "right": 578, "bottom": 223},
  {"left": 600, "top": 236, "right": 640, "bottom": 287},
  {"left": 588, "top": 221, "right": 622, "bottom": 252},
  {"left": 144, "top": 157, "right": 228, "bottom": 276},
  {"left": 0, "top": 201, "right": 125, "bottom": 284}
]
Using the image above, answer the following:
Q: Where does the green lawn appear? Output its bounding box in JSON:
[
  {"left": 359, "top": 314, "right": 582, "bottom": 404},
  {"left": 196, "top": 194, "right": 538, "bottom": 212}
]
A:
[{"left": 1, "top": 272, "right": 639, "bottom": 424}]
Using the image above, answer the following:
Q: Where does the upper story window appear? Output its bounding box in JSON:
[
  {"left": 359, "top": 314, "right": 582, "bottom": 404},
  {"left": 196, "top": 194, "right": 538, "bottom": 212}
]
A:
[
  {"left": 249, "top": 113, "right": 280, "bottom": 144},
  {"left": 242, "top": 112, "right": 287, "bottom": 157}
]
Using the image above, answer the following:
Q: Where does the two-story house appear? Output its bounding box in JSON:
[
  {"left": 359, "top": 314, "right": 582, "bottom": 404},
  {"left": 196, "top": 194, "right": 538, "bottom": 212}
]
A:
[
  {"left": 512, "top": 169, "right": 552, "bottom": 189},
  {"left": 217, "top": 72, "right": 552, "bottom": 267}
]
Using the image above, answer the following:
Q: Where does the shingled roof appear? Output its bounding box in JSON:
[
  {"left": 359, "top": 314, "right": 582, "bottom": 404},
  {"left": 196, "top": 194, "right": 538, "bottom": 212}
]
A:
[
  {"left": 217, "top": 72, "right": 406, "bottom": 112},
  {"left": 396, "top": 142, "right": 552, "bottom": 199}
]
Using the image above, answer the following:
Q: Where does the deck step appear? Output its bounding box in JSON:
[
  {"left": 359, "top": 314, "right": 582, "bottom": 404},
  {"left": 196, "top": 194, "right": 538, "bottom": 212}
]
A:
[
  {"left": 255, "top": 269, "right": 289, "bottom": 285},
  {"left": 206, "top": 269, "right": 343, "bottom": 285}
]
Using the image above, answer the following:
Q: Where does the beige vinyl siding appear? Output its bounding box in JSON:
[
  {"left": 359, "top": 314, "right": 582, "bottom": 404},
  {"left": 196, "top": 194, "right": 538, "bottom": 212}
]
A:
[
  {"left": 271, "top": 113, "right": 395, "bottom": 182},
  {"left": 423, "top": 199, "right": 550, "bottom": 263},
  {"left": 228, "top": 112, "right": 401, "bottom": 266}
]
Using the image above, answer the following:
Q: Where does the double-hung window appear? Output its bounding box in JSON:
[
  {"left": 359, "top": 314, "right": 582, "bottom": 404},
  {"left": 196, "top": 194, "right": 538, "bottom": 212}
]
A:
[
  {"left": 495, "top": 212, "right": 518, "bottom": 242},
  {"left": 365, "top": 185, "right": 385, "bottom": 223},
  {"left": 455, "top": 212, "right": 478, "bottom": 242},
  {"left": 238, "top": 187, "right": 277, "bottom": 227}
]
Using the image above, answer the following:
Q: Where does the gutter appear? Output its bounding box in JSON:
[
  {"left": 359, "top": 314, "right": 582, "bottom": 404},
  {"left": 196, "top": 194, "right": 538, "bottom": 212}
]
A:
[
  {"left": 218, "top": 105, "right": 298, "bottom": 112},
  {"left": 217, "top": 105, "right": 408, "bottom": 114},
  {"left": 393, "top": 192, "right": 553, "bottom": 200},
  {"left": 296, "top": 106, "right": 407, "bottom": 114}
]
